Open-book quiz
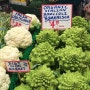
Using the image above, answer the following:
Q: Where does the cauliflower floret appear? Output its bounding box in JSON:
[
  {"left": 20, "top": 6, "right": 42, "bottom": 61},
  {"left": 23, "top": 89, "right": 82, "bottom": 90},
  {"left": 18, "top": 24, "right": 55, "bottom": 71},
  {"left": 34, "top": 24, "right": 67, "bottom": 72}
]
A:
[
  {"left": 0, "top": 46, "right": 20, "bottom": 68},
  {"left": 0, "top": 66, "right": 10, "bottom": 90},
  {"left": 0, "top": 65, "right": 6, "bottom": 73},
  {"left": 25, "top": 14, "right": 41, "bottom": 30},
  {"left": 4, "top": 27, "right": 32, "bottom": 49}
]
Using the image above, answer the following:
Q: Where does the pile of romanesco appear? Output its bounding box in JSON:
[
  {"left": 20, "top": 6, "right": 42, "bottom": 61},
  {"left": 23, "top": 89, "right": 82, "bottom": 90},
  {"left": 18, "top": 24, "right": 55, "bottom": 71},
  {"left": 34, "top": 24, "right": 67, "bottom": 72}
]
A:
[
  {"left": 14, "top": 16, "right": 90, "bottom": 90},
  {"left": 1, "top": 12, "right": 90, "bottom": 90}
]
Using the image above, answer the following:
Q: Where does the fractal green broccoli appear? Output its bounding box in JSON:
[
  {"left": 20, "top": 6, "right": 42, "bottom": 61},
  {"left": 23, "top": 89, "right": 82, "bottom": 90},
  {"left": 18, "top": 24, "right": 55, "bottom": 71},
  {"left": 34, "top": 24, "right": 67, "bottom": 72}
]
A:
[
  {"left": 36, "top": 30, "right": 60, "bottom": 48},
  {"left": 83, "top": 68, "right": 90, "bottom": 85},
  {"left": 72, "top": 16, "right": 89, "bottom": 30},
  {"left": 21, "top": 65, "right": 58, "bottom": 90},
  {"left": 60, "top": 26, "right": 90, "bottom": 50},
  {"left": 29, "top": 42, "right": 56, "bottom": 66},
  {"left": 56, "top": 46, "right": 87, "bottom": 72},
  {"left": 14, "top": 83, "right": 31, "bottom": 90},
  {"left": 58, "top": 71, "right": 89, "bottom": 90},
  {"left": 84, "top": 51, "right": 90, "bottom": 68}
]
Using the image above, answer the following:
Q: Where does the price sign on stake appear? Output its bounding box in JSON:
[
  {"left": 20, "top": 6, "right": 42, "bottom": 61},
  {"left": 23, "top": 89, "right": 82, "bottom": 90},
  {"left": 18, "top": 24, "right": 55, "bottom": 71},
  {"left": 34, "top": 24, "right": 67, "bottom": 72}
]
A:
[
  {"left": 11, "top": 10, "right": 32, "bottom": 30},
  {"left": 42, "top": 4, "right": 72, "bottom": 30},
  {"left": 5, "top": 61, "right": 30, "bottom": 72}
]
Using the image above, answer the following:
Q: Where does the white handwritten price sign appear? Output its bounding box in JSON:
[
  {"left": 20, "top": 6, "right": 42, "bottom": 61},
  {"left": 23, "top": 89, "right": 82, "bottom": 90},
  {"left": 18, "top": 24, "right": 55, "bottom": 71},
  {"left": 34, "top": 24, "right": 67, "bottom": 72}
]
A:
[
  {"left": 11, "top": 10, "right": 32, "bottom": 30},
  {"left": 42, "top": 4, "right": 72, "bottom": 30},
  {"left": 5, "top": 60, "right": 30, "bottom": 72}
]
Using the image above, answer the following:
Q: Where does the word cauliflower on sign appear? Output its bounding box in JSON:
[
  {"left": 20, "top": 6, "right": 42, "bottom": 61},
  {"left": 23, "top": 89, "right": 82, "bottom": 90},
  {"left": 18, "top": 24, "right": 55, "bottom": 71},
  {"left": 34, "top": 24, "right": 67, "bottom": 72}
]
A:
[
  {"left": 0, "top": 66, "right": 10, "bottom": 90},
  {"left": 4, "top": 27, "right": 32, "bottom": 49},
  {"left": 0, "top": 46, "right": 21, "bottom": 68}
]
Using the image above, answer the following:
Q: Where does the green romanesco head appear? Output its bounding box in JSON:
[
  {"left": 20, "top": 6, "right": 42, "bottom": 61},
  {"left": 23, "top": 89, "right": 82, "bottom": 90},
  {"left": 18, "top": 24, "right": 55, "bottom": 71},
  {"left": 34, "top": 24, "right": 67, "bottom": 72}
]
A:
[
  {"left": 72, "top": 16, "right": 89, "bottom": 30},
  {"left": 14, "top": 83, "right": 31, "bottom": 90},
  {"left": 21, "top": 65, "right": 58, "bottom": 90},
  {"left": 83, "top": 68, "right": 90, "bottom": 85},
  {"left": 36, "top": 30, "right": 60, "bottom": 48},
  {"left": 58, "top": 71, "right": 89, "bottom": 90},
  {"left": 84, "top": 51, "right": 90, "bottom": 68},
  {"left": 59, "top": 26, "right": 90, "bottom": 50},
  {"left": 56, "top": 46, "right": 87, "bottom": 72},
  {"left": 29, "top": 42, "right": 56, "bottom": 66}
]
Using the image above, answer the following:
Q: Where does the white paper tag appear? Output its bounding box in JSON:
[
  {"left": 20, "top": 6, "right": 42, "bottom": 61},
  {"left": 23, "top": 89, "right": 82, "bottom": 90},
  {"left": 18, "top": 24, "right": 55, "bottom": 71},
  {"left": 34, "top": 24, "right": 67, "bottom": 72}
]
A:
[
  {"left": 11, "top": 10, "right": 32, "bottom": 30},
  {"left": 5, "top": 60, "right": 30, "bottom": 72},
  {"left": 42, "top": 4, "right": 72, "bottom": 30}
]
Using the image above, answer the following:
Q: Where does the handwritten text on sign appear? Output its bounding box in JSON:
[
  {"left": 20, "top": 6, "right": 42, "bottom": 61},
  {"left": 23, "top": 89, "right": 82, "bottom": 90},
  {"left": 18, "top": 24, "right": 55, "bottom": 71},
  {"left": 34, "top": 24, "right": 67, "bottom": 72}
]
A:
[
  {"left": 5, "top": 61, "right": 30, "bottom": 72},
  {"left": 11, "top": 10, "right": 32, "bottom": 30},
  {"left": 42, "top": 4, "right": 72, "bottom": 30}
]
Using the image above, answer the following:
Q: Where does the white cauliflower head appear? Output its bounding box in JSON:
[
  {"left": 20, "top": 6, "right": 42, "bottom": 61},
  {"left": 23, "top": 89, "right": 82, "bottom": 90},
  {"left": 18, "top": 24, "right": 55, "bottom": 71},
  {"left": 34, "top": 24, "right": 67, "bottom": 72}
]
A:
[
  {"left": 25, "top": 14, "right": 41, "bottom": 29},
  {"left": 0, "top": 46, "right": 20, "bottom": 68},
  {"left": 0, "top": 66, "right": 10, "bottom": 90},
  {"left": 4, "top": 27, "right": 32, "bottom": 49}
]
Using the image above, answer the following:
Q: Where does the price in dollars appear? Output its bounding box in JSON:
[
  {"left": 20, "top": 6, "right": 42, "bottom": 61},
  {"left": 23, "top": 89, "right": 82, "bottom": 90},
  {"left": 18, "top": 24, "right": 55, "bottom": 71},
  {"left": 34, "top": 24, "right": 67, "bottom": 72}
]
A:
[
  {"left": 12, "top": 20, "right": 22, "bottom": 27},
  {"left": 10, "top": 10, "right": 32, "bottom": 30},
  {"left": 42, "top": 4, "right": 72, "bottom": 30}
]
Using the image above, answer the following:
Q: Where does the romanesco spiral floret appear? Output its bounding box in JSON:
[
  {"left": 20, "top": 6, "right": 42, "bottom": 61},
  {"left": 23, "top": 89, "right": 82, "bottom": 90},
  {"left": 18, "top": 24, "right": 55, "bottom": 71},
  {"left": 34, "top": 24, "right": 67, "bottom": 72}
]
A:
[
  {"left": 72, "top": 16, "right": 89, "bottom": 30},
  {"left": 29, "top": 42, "right": 56, "bottom": 66},
  {"left": 56, "top": 46, "right": 87, "bottom": 72},
  {"left": 84, "top": 51, "right": 90, "bottom": 68},
  {"left": 36, "top": 30, "right": 60, "bottom": 48},
  {"left": 58, "top": 71, "right": 89, "bottom": 90},
  {"left": 14, "top": 83, "right": 32, "bottom": 90},
  {"left": 60, "top": 26, "right": 90, "bottom": 50},
  {"left": 83, "top": 68, "right": 90, "bottom": 85},
  {"left": 22, "top": 65, "right": 58, "bottom": 90}
]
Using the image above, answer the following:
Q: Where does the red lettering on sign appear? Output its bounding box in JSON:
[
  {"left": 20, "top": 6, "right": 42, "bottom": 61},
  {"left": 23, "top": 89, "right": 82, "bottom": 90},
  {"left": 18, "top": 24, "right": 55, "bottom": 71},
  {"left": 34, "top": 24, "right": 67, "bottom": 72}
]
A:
[
  {"left": 49, "top": 21, "right": 55, "bottom": 28},
  {"left": 56, "top": 20, "right": 59, "bottom": 25},
  {"left": 49, "top": 20, "right": 59, "bottom": 28}
]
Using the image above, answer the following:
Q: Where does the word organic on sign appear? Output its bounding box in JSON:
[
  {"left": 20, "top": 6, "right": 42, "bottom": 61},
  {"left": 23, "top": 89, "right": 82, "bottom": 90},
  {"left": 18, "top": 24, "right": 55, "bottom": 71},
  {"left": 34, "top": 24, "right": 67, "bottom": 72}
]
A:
[
  {"left": 11, "top": 10, "right": 32, "bottom": 30},
  {"left": 42, "top": 4, "right": 72, "bottom": 30},
  {"left": 5, "top": 61, "right": 30, "bottom": 72}
]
